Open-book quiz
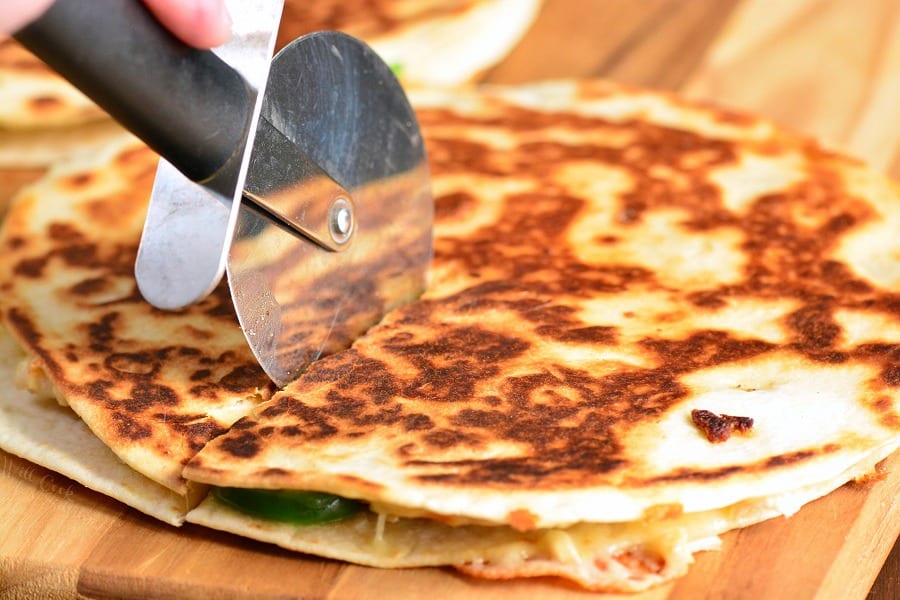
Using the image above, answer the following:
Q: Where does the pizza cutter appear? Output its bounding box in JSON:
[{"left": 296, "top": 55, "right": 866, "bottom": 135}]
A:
[{"left": 14, "top": 0, "right": 433, "bottom": 386}]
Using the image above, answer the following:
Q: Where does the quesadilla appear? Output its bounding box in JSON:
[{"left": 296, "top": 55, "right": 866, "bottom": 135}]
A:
[
  {"left": 0, "top": 79, "right": 897, "bottom": 591},
  {"left": 0, "top": 133, "right": 275, "bottom": 523},
  {"left": 0, "top": 37, "right": 104, "bottom": 130},
  {"left": 182, "top": 81, "right": 900, "bottom": 590}
]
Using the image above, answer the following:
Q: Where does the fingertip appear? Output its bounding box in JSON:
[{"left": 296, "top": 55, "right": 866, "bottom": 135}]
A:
[
  {"left": 191, "top": 0, "right": 232, "bottom": 49},
  {"left": 142, "top": 0, "right": 232, "bottom": 49}
]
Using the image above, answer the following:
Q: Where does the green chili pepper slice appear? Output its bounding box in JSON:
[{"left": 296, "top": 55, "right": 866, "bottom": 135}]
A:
[{"left": 212, "top": 487, "right": 363, "bottom": 524}]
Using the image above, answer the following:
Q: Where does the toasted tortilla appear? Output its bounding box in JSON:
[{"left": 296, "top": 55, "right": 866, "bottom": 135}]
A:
[
  {"left": 0, "top": 132, "right": 273, "bottom": 504},
  {"left": 0, "top": 38, "right": 104, "bottom": 130},
  {"left": 183, "top": 81, "right": 900, "bottom": 588},
  {"left": 0, "top": 326, "right": 188, "bottom": 525}
]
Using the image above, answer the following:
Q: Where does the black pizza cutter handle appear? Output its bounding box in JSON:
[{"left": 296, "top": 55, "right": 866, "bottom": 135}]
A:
[{"left": 14, "top": 0, "right": 253, "bottom": 183}]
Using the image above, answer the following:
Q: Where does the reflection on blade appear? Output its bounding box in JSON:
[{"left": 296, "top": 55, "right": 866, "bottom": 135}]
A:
[
  {"left": 226, "top": 31, "right": 433, "bottom": 387},
  {"left": 229, "top": 165, "right": 432, "bottom": 386}
]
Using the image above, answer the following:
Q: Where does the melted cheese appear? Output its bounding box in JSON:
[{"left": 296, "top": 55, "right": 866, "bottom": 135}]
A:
[
  {"left": 15, "top": 351, "right": 67, "bottom": 406},
  {"left": 188, "top": 447, "right": 888, "bottom": 592}
]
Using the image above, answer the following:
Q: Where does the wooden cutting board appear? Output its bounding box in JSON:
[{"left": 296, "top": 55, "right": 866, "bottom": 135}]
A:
[
  {"left": 0, "top": 450, "right": 897, "bottom": 599},
  {"left": 2, "top": 0, "right": 899, "bottom": 598}
]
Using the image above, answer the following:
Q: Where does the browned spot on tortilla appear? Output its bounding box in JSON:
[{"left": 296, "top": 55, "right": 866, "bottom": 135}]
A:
[
  {"left": 58, "top": 173, "right": 95, "bottom": 192},
  {"left": 638, "top": 448, "right": 832, "bottom": 485},
  {"left": 691, "top": 409, "right": 754, "bottom": 443},
  {"left": 13, "top": 256, "right": 48, "bottom": 278},
  {"left": 221, "top": 430, "right": 261, "bottom": 458},
  {"left": 435, "top": 191, "right": 477, "bottom": 221},
  {"left": 69, "top": 277, "right": 109, "bottom": 296},
  {"left": 111, "top": 412, "right": 151, "bottom": 440},
  {"left": 28, "top": 96, "right": 63, "bottom": 112}
]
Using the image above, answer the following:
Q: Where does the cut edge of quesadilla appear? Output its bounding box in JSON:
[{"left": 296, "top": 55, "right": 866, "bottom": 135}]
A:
[
  {"left": 184, "top": 441, "right": 893, "bottom": 592},
  {"left": 0, "top": 327, "right": 194, "bottom": 526}
]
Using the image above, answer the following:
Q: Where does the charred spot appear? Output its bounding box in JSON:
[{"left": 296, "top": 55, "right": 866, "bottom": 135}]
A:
[
  {"left": 111, "top": 413, "right": 152, "bottom": 440},
  {"left": 260, "top": 400, "right": 289, "bottom": 419},
  {"left": 643, "top": 330, "right": 775, "bottom": 372},
  {"left": 173, "top": 420, "right": 228, "bottom": 452},
  {"left": 434, "top": 191, "right": 476, "bottom": 221},
  {"left": 388, "top": 324, "right": 530, "bottom": 366},
  {"left": 61, "top": 172, "right": 95, "bottom": 190},
  {"left": 13, "top": 256, "right": 48, "bottom": 278},
  {"left": 219, "top": 364, "right": 269, "bottom": 393},
  {"left": 882, "top": 365, "right": 900, "bottom": 387},
  {"left": 425, "top": 137, "right": 501, "bottom": 176},
  {"left": 230, "top": 418, "right": 257, "bottom": 431},
  {"left": 190, "top": 368, "right": 212, "bottom": 381},
  {"left": 787, "top": 302, "right": 841, "bottom": 352},
  {"left": 70, "top": 277, "right": 110, "bottom": 296},
  {"left": 483, "top": 395, "right": 503, "bottom": 406},
  {"left": 258, "top": 426, "right": 276, "bottom": 437},
  {"left": 122, "top": 382, "right": 179, "bottom": 412},
  {"left": 280, "top": 425, "right": 303, "bottom": 436},
  {"left": 274, "top": 400, "right": 338, "bottom": 439},
  {"left": 820, "top": 261, "right": 872, "bottom": 294},
  {"left": 691, "top": 409, "right": 754, "bottom": 443},
  {"left": 403, "top": 413, "right": 435, "bottom": 431},
  {"left": 220, "top": 431, "right": 261, "bottom": 458},
  {"left": 824, "top": 212, "right": 857, "bottom": 233},
  {"left": 422, "top": 429, "right": 478, "bottom": 449},
  {"left": 6, "top": 236, "right": 27, "bottom": 250},
  {"left": 765, "top": 450, "right": 816, "bottom": 468},
  {"left": 87, "top": 313, "right": 118, "bottom": 352},
  {"left": 687, "top": 290, "right": 728, "bottom": 309},
  {"left": 28, "top": 96, "right": 63, "bottom": 111},
  {"left": 404, "top": 362, "right": 496, "bottom": 402},
  {"left": 58, "top": 243, "right": 101, "bottom": 268},
  {"left": 47, "top": 223, "right": 85, "bottom": 243},
  {"left": 451, "top": 409, "right": 506, "bottom": 428},
  {"left": 537, "top": 325, "right": 617, "bottom": 344}
]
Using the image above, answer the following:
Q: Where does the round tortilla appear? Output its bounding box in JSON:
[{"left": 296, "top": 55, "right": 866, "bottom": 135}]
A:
[{"left": 186, "top": 80, "right": 900, "bottom": 527}]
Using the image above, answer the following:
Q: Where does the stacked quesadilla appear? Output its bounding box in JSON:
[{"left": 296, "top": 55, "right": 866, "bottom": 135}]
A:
[{"left": 1, "top": 80, "right": 898, "bottom": 591}]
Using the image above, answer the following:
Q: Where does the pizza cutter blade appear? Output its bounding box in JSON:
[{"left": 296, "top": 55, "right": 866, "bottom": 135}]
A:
[{"left": 15, "top": 0, "right": 433, "bottom": 387}]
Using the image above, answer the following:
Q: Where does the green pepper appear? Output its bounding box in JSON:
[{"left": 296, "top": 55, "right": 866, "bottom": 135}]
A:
[
  {"left": 389, "top": 62, "right": 405, "bottom": 77},
  {"left": 212, "top": 487, "right": 363, "bottom": 524}
]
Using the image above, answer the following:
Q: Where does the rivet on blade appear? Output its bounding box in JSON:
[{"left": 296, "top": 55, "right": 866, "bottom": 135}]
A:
[{"left": 329, "top": 197, "right": 354, "bottom": 245}]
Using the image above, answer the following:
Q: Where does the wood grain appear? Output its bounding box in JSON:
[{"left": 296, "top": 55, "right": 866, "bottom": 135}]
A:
[{"left": 1, "top": 450, "right": 898, "bottom": 599}]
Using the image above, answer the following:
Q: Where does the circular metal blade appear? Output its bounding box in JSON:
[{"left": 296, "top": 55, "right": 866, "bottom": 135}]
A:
[{"left": 227, "top": 31, "right": 433, "bottom": 387}]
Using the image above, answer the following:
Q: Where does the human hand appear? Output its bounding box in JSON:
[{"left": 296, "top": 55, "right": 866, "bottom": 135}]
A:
[{"left": 1, "top": 0, "right": 232, "bottom": 49}]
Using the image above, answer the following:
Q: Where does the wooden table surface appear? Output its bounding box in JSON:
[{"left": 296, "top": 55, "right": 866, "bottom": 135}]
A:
[
  {"left": 1, "top": 0, "right": 898, "bottom": 598},
  {"left": 480, "top": 1, "right": 900, "bottom": 596}
]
